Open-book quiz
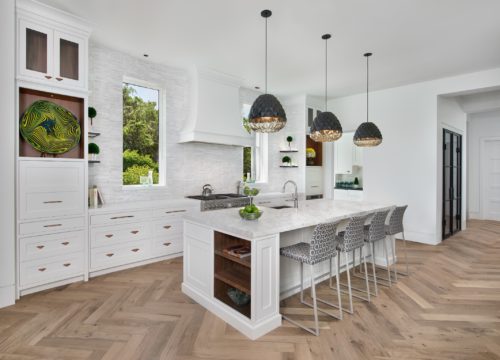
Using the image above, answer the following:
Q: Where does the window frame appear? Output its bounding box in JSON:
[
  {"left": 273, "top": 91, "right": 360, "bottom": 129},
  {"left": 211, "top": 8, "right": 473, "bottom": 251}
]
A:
[
  {"left": 122, "top": 76, "right": 167, "bottom": 189},
  {"left": 242, "top": 103, "right": 268, "bottom": 183}
]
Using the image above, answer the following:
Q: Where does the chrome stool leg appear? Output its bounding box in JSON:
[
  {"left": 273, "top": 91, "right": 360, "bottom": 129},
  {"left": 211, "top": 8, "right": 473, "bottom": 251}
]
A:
[
  {"left": 383, "top": 236, "right": 392, "bottom": 287},
  {"left": 370, "top": 242, "right": 378, "bottom": 296},
  {"left": 390, "top": 235, "right": 398, "bottom": 282}
]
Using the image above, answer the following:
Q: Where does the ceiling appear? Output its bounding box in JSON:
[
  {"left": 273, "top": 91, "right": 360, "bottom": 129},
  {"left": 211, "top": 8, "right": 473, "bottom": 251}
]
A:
[{"left": 38, "top": 0, "right": 500, "bottom": 98}]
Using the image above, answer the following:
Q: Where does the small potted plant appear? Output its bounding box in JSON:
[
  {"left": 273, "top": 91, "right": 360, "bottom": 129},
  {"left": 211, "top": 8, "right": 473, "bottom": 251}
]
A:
[
  {"left": 240, "top": 186, "right": 262, "bottom": 220},
  {"left": 286, "top": 135, "right": 293, "bottom": 149},
  {"left": 282, "top": 155, "right": 292, "bottom": 166},
  {"left": 88, "top": 142, "right": 100, "bottom": 161},
  {"left": 353, "top": 177, "right": 360, "bottom": 188},
  {"left": 306, "top": 147, "right": 316, "bottom": 165},
  {"left": 88, "top": 107, "right": 97, "bottom": 127}
]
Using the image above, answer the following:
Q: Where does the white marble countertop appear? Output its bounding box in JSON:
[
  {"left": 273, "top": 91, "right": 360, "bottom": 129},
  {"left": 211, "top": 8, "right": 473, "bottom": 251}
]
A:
[{"left": 184, "top": 199, "right": 394, "bottom": 240}]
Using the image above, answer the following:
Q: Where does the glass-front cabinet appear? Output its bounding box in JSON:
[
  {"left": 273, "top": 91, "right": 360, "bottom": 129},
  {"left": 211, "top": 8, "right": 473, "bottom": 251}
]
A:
[{"left": 18, "top": 19, "right": 87, "bottom": 90}]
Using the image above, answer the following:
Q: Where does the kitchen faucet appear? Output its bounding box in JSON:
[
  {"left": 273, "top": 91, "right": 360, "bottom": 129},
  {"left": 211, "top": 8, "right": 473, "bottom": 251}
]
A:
[{"left": 282, "top": 180, "right": 299, "bottom": 208}]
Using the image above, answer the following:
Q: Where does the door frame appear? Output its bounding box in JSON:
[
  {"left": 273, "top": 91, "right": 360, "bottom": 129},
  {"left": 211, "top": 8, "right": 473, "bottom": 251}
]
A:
[{"left": 480, "top": 136, "right": 500, "bottom": 220}]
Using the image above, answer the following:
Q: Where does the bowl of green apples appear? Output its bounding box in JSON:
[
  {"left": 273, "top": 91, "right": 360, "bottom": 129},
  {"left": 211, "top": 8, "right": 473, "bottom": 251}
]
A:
[{"left": 239, "top": 204, "right": 263, "bottom": 220}]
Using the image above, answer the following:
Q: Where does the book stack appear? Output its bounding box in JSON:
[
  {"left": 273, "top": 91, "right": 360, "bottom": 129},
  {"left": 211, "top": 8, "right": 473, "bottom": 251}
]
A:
[
  {"left": 88, "top": 185, "right": 105, "bottom": 208},
  {"left": 223, "top": 245, "right": 251, "bottom": 258}
]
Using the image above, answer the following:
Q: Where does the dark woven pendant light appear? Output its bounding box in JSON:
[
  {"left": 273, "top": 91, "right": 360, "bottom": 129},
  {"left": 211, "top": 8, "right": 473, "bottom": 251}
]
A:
[
  {"left": 248, "top": 10, "right": 286, "bottom": 133},
  {"left": 354, "top": 53, "right": 382, "bottom": 147},
  {"left": 310, "top": 34, "right": 342, "bottom": 142}
]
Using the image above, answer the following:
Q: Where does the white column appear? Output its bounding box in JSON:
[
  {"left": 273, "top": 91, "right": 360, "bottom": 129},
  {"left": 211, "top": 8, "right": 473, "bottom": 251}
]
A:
[{"left": 0, "top": 0, "right": 16, "bottom": 307}]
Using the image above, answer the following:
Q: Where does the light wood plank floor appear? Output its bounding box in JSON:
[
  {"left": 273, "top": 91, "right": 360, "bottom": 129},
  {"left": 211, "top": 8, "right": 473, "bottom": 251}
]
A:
[{"left": 1, "top": 220, "right": 499, "bottom": 359}]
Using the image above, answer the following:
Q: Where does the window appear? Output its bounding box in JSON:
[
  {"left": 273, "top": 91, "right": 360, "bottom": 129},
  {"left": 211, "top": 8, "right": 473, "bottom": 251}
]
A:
[
  {"left": 242, "top": 104, "right": 268, "bottom": 182},
  {"left": 122, "top": 79, "right": 165, "bottom": 186}
]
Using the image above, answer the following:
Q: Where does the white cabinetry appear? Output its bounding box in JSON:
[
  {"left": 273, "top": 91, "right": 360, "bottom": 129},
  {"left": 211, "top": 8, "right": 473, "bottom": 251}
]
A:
[
  {"left": 334, "top": 189, "right": 364, "bottom": 201},
  {"left": 17, "top": 0, "right": 90, "bottom": 91},
  {"left": 334, "top": 132, "right": 364, "bottom": 174},
  {"left": 306, "top": 166, "right": 323, "bottom": 196}
]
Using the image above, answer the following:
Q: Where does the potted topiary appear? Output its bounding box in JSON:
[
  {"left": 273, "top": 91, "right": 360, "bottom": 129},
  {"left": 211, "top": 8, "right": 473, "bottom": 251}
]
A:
[
  {"left": 88, "top": 142, "right": 100, "bottom": 160},
  {"left": 282, "top": 155, "right": 292, "bottom": 166},
  {"left": 88, "top": 107, "right": 97, "bottom": 127},
  {"left": 286, "top": 135, "right": 293, "bottom": 149}
]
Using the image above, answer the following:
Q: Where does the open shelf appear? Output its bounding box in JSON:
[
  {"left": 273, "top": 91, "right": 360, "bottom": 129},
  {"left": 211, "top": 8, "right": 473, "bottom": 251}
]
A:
[
  {"left": 214, "top": 231, "right": 251, "bottom": 319},
  {"left": 280, "top": 149, "right": 298, "bottom": 153},
  {"left": 88, "top": 131, "right": 101, "bottom": 138},
  {"left": 280, "top": 165, "right": 298, "bottom": 168},
  {"left": 88, "top": 160, "right": 100, "bottom": 164}
]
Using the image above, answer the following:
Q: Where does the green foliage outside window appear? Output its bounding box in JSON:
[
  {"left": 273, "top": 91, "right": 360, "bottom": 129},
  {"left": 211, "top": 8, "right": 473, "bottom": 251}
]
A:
[
  {"left": 122, "top": 84, "right": 160, "bottom": 185},
  {"left": 243, "top": 146, "right": 252, "bottom": 180}
]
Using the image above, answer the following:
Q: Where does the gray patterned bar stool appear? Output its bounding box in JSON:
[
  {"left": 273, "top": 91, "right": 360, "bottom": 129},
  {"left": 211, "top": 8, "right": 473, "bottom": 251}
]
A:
[
  {"left": 332, "top": 215, "right": 370, "bottom": 314},
  {"left": 386, "top": 205, "right": 409, "bottom": 277},
  {"left": 280, "top": 220, "right": 343, "bottom": 336},
  {"left": 354, "top": 210, "right": 390, "bottom": 295}
]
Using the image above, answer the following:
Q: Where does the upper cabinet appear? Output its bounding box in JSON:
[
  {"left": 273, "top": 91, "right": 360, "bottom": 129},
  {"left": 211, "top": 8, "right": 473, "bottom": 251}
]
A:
[
  {"left": 334, "top": 132, "right": 363, "bottom": 174},
  {"left": 17, "top": 0, "right": 91, "bottom": 91}
]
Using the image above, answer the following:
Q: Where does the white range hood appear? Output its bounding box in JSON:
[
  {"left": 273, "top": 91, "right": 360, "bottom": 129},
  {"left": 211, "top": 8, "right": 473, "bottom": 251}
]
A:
[{"left": 179, "top": 68, "right": 253, "bottom": 147}]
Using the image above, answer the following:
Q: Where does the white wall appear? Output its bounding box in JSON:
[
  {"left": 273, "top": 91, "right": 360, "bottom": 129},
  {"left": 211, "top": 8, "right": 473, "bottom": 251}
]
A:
[
  {"left": 0, "top": 0, "right": 16, "bottom": 307},
  {"left": 467, "top": 110, "right": 500, "bottom": 219},
  {"left": 330, "top": 67, "right": 500, "bottom": 245}
]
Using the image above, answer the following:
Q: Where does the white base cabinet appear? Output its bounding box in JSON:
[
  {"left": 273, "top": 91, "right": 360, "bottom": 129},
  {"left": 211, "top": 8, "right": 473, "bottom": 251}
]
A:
[{"left": 334, "top": 189, "right": 364, "bottom": 201}]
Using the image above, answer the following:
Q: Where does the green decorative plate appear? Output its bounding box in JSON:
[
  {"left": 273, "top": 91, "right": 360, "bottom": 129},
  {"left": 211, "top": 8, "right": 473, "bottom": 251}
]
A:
[{"left": 20, "top": 100, "right": 81, "bottom": 155}]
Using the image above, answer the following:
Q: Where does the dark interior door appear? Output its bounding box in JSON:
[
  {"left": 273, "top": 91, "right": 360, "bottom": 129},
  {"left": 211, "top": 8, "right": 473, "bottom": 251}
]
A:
[{"left": 443, "top": 129, "right": 462, "bottom": 239}]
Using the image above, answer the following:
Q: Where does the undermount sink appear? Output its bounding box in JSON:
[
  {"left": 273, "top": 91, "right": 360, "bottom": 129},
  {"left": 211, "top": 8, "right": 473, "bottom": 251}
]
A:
[{"left": 270, "top": 205, "right": 293, "bottom": 209}]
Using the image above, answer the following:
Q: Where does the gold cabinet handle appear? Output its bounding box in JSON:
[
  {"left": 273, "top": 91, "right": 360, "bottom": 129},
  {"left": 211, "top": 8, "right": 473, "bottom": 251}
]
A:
[
  {"left": 131, "top": 248, "right": 140, "bottom": 252},
  {"left": 63, "top": 263, "right": 71, "bottom": 267},
  {"left": 163, "top": 242, "right": 171, "bottom": 247},
  {"left": 43, "top": 201, "right": 62, "bottom": 204},
  {"left": 36, "top": 245, "right": 45, "bottom": 250},
  {"left": 61, "top": 242, "right": 69, "bottom": 246},
  {"left": 56, "top": 77, "right": 63, "bottom": 81},
  {"left": 131, "top": 230, "right": 139, "bottom": 234},
  {"left": 44, "top": 75, "right": 52, "bottom": 79},
  {"left": 110, "top": 215, "right": 134, "bottom": 220},
  {"left": 43, "top": 224, "right": 62, "bottom": 228},
  {"left": 163, "top": 225, "right": 171, "bottom": 229},
  {"left": 105, "top": 234, "right": 114, "bottom": 238},
  {"left": 38, "top": 267, "right": 47, "bottom": 272},
  {"left": 165, "top": 210, "right": 186, "bottom": 214},
  {"left": 106, "top": 253, "right": 114, "bottom": 257}
]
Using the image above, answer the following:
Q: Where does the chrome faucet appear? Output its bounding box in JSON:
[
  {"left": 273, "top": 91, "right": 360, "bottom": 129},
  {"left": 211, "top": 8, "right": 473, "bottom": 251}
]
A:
[
  {"left": 282, "top": 180, "right": 299, "bottom": 208},
  {"left": 201, "top": 184, "right": 214, "bottom": 197}
]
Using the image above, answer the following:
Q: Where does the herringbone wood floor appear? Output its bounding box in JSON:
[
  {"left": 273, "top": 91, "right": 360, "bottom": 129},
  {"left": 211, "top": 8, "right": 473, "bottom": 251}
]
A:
[{"left": 1, "top": 220, "right": 499, "bottom": 360}]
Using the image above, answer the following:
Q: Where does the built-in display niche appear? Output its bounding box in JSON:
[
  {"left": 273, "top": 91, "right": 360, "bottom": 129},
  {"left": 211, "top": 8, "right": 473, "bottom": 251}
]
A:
[{"left": 19, "top": 87, "right": 85, "bottom": 159}]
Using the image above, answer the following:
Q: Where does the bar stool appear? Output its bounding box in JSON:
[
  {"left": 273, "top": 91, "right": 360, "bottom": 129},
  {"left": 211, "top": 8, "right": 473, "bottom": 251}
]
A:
[
  {"left": 354, "top": 210, "right": 390, "bottom": 295},
  {"left": 332, "top": 215, "right": 370, "bottom": 314},
  {"left": 386, "top": 205, "right": 409, "bottom": 277},
  {"left": 280, "top": 220, "right": 343, "bottom": 336}
]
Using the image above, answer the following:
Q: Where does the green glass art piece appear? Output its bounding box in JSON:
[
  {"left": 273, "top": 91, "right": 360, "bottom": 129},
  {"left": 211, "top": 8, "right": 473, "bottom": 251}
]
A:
[{"left": 20, "top": 100, "right": 81, "bottom": 155}]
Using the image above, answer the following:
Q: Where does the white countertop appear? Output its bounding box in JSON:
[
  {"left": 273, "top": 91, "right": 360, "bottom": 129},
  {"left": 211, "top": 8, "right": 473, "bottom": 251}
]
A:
[{"left": 184, "top": 199, "right": 394, "bottom": 240}]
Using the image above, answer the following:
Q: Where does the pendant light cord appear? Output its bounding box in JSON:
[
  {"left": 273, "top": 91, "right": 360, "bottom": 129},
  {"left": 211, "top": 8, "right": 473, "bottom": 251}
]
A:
[
  {"left": 265, "top": 16, "right": 268, "bottom": 94},
  {"left": 366, "top": 54, "right": 369, "bottom": 123},
  {"left": 325, "top": 37, "right": 328, "bottom": 111}
]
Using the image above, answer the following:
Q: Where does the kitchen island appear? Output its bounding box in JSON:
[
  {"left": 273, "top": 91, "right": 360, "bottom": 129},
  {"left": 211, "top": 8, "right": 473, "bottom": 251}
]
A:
[{"left": 182, "top": 199, "right": 394, "bottom": 339}]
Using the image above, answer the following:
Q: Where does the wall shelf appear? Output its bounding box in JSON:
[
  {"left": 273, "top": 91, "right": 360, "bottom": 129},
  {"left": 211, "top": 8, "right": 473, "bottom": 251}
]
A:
[
  {"left": 279, "top": 149, "right": 298, "bottom": 153},
  {"left": 280, "top": 165, "right": 298, "bottom": 168},
  {"left": 88, "top": 160, "right": 100, "bottom": 164},
  {"left": 88, "top": 131, "right": 100, "bottom": 138}
]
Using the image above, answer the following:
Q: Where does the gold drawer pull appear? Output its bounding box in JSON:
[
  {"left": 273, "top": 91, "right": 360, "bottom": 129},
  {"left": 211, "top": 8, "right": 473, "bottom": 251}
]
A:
[
  {"left": 131, "top": 248, "right": 140, "bottom": 252},
  {"left": 38, "top": 267, "right": 47, "bottom": 272},
  {"left": 43, "top": 200, "right": 62, "bottom": 204},
  {"left": 163, "top": 242, "right": 171, "bottom": 247},
  {"left": 131, "top": 230, "right": 139, "bottom": 234},
  {"left": 165, "top": 210, "right": 186, "bottom": 214},
  {"left": 105, "top": 234, "right": 114, "bottom": 238},
  {"left": 163, "top": 225, "right": 171, "bottom": 229},
  {"left": 63, "top": 263, "right": 71, "bottom": 267},
  {"left": 61, "top": 242, "right": 70, "bottom": 246},
  {"left": 44, "top": 75, "right": 52, "bottom": 79},
  {"left": 43, "top": 224, "right": 62, "bottom": 228},
  {"left": 56, "top": 77, "right": 63, "bottom": 81},
  {"left": 110, "top": 215, "right": 134, "bottom": 220},
  {"left": 36, "top": 245, "right": 45, "bottom": 250},
  {"left": 106, "top": 253, "right": 114, "bottom": 257}
]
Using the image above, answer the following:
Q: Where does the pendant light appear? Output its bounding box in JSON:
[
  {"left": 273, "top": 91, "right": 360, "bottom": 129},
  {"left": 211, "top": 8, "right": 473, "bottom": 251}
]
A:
[
  {"left": 248, "top": 10, "right": 287, "bottom": 133},
  {"left": 310, "top": 34, "right": 343, "bottom": 142},
  {"left": 354, "top": 53, "right": 383, "bottom": 147}
]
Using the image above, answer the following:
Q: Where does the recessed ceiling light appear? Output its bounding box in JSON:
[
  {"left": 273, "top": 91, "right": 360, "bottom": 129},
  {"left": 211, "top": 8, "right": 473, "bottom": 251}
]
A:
[
  {"left": 254, "top": 86, "right": 260, "bottom": 90},
  {"left": 143, "top": 54, "right": 149, "bottom": 58}
]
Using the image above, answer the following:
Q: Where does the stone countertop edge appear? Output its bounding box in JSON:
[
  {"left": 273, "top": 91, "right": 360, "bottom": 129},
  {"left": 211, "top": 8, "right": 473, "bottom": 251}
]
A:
[{"left": 184, "top": 199, "right": 395, "bottom": 240}]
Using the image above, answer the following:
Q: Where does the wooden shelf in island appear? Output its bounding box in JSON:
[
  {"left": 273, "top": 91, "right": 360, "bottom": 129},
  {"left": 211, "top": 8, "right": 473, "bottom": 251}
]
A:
[
  {"left": 214, "top": 250, "right": 251, "bottom": 268},
  {"left": 214, "top": 268, "right": 250, "bottom": 294}
]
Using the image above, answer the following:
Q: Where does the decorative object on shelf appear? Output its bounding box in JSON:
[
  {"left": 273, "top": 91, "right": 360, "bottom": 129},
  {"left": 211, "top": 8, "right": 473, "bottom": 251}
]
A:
[
  {"left": 286, "top": 135, "right": 293, "bottom": 149},
  {"left": 20, "top": 100, "right": 81, "bottom": 156},
  {"left": 354, "top": 177, "right": 359, "bottom": 185},
  {"left": 306, "top": 147, "right": 316, "bottom": 165},
  {"left": 88, "top": 185, "right": 105, "bottom": 208},
  {"left": 248, "top": 9, "right": 287, "bottom": 133},
  {"left": 282, "top": 155, "right": 292, "bottom": 166},
  {"left": 88, "top": 106, "right": 97, "bottom": 126},
  {"left": 88, "top": 142, "right": 100, "bottom": 160},
  {"left": 354, "top": 53, "right": 383, "bottom": 147},
  {"left": 310, "top": 34, "right": 343, "bottom": 142},
  {"left": 227, "top": 287, "right": 251, "bottom": 306},
  {"left": 240, "top": 186, "right": 263, "bottom": 220}
]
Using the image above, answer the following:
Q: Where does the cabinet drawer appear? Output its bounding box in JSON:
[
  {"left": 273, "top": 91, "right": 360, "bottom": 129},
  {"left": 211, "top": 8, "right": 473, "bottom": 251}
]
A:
[
  {"left": 153, "top": 207, "right": 191, "bottom": 219},
  {"left": 20, "top": 230, "right": 84, "bottom": 262},
  {"left": 91, "top": 240, "right": 150, "bottom": 271},
  {"left": 151, "top": 219, "right": 182, "bottom": 238},
  {"left": 91, "top": 223, "right": 150, "bottom": 249},
  {"left": 152, "top": 236, "right": 183, "bottom": 257},
  {"left": 19, "top": 216, "right": 84, "bottom": 236},
  {"left": 20, "top": 252, "right": 84, "bottom": 288},
  {"left": 19, "top": 161, "right": 85, "bottom": 220},
  {"left": 90, "top": 210, "right": 151, "bottom": 226}
]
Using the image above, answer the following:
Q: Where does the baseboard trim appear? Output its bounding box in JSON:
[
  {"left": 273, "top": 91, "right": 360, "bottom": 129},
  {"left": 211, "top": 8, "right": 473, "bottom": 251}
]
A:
[
  {"left": 403, "top": 230, "right": 440, "bottom": 245},
  {"left": 0, "top": 285, "right": 15, "bottom": 309}
]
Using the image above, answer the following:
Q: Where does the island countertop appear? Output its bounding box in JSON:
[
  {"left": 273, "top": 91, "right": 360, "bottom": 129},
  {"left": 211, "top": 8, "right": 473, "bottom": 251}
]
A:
[{"left": 184, "top": 199, "right": 394, "bottom": 240}]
